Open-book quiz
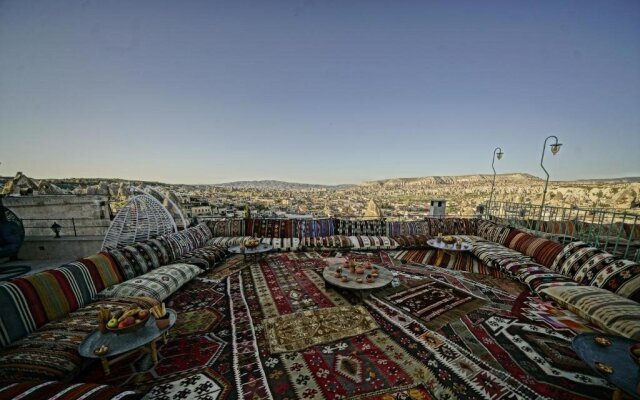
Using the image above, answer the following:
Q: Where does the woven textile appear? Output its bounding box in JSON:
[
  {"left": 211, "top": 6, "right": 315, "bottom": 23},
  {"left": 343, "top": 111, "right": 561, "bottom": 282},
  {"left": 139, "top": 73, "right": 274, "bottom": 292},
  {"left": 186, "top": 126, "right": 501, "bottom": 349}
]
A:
[
  {"left": 79, "top": 252, "right": 124, "bottom": 288},
  {"left": 263, "top": 305, "right": 378, "bottom": 353},
  {"left": 245, "top": 218, "right": 295, "bottom": 238},
  {"left": 335, "top": 218, "right": 387, "bottom": 236},
  {"left": 0, "top": 297, "right": 158, "bottom": 382},
  {"left": 107, "top": 241, "right": 162, "bottom": 281},
  {"left": 96, "top": 263, "right": 201, "bottom": 302},
  {"left": 141, "top": 238, "right": 173, "bottom": 265},
  {"left": 377, "top": 279, "right": 487, "bottom": 329},
  {"left": 552, "top": 241, "right": 640, "bottom": 301},
  {"left": 300, "top": 235, "right": 352, "bottom": 250},
  {"left": 541, "top": 285, "right": 640, "bottom": 340},
  {"left": 476, "top": 220, "right": 513, "bottom": 245},
  {"left": 260, "top": 237, "right": 301, "bottom": 251},
  {"left": 295, "top": 218, "right": 335, "bottom": 238},
  {"left": 347, "top": 235, "right": 399, "bottom": 250},
  {"left": 0, "top": 381, "right": 139, "bottom": 400},
  {"left": 471, "top": 240, "right": 532, "bottom": 268},
  {"left": 206, "top": 236, "right": 253, "bottom": 248},
  {"left": 506, "top": 232, "right": 565, "bottom": 269},
  {"left": 390, "top": 249, "right": 502, "bottom": 277},
  {"left": 391, "top": 234, "right": 431, "bottom": 248},
  {"left": 176, "top": 244, "right": 228, "bottom": 269}
]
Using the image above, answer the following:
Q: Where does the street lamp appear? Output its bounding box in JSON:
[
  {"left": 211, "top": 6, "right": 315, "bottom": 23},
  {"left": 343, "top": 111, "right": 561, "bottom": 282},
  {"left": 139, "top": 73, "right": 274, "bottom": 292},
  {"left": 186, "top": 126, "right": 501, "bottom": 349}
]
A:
[
  {"left": 487, "top": 147, "right": 504, "bottom": 219},
  {"left": 538, "top": 135, "right": 562, "bottom": 230},
  {"left": 50, "top": 222, "right": 61, "bottom": 238}
]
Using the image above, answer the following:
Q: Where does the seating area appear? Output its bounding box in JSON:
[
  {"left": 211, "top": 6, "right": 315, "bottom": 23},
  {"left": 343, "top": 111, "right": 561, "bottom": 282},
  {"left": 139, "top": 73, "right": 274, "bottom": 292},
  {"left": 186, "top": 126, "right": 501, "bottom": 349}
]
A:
[{"left": 1, "top": 217, "right": 639, "bottom": 399}]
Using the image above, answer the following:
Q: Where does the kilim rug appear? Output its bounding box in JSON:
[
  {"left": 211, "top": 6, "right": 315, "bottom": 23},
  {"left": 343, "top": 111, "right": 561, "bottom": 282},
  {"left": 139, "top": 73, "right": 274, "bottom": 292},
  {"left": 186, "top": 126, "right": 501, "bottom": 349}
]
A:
[
  {"left": 263, "top": 305, "right": 378, "bottom": 353},
  {"left": 377, "top": 278, "right": 487, "bottom": 330},
  {"left": 511, "top": 290, "right": 600, "bottom": 337}
]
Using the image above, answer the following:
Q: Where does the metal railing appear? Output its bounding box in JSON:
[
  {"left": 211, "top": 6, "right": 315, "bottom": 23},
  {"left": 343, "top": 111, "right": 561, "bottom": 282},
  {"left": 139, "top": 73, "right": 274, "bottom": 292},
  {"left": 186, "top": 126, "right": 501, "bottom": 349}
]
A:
[
  {"left": 20, "top": 218, "right": 109, "bottom": 237},
  {"left": 486, "top": 201, "right": 640, "bottom": 261}
]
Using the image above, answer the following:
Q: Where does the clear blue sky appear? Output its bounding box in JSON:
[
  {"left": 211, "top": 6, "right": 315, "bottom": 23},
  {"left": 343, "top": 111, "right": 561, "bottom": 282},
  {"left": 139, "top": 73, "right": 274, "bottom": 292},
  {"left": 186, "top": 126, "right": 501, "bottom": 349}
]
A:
[{"left": 1, "top": 0, "right": 639, "bottom": 184}]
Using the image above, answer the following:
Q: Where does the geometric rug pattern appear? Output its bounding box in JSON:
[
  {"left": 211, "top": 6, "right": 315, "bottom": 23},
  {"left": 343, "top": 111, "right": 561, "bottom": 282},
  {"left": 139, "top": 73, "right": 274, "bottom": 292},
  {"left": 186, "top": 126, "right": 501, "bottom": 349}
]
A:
[{"left": 75, "top": 251, "right": 614, "bottom": 399}]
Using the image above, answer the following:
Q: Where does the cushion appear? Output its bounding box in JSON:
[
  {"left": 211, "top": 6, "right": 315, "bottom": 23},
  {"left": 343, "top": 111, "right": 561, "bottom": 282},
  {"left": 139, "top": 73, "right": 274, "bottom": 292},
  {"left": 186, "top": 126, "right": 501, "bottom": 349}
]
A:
[
  {"left": 335, "top": 219, "right": 387, "bottom": 236},
  {"left": 0, "top": 381, "right": 140, "bottom": 399},
  {"left": 347, "top": 236, "right": 398, "bottom": 250},
  {"left": 391, "top": 234, "right": 431, "bottom": 249},
  {"left": 300, "top": 235, "right": 353, "bottom": 250},
  {"left": 541, "top": 285, "right": 640, "bottom": 340},
  {"left": 552, "top": 241, "right": 640, "bottom": 301},
  {"left": 206, "top": 236, "right": 253, "bottom": 248},
  {"left": 95, "top": 263, "right": 201, "bottom": 302},
  {"left": 175, "top": 245, "right": 229, "bottom": 269},
  {"left": 506, "top": 231, "right": 564, "bottom": 268},
  {"left": 471, "top": 240, "right": 532, "bottom": 268},
  {"left": 78, "top": 252, "right": 125, "bottom": 289},
  {"left": 476, "top": 220, "right": 513, "bottom": 245},
  {"left": 161, "top": 224, "right": 212, "bottom": 260},
  {"left": 0, "top": 297, "right": 157, "bottom": 382},
  {"left": 107, "top": 242, "right": 162, "bottom": 280},
  {"left": 261, "top": 237, "right": 301, "bottom": 252}
]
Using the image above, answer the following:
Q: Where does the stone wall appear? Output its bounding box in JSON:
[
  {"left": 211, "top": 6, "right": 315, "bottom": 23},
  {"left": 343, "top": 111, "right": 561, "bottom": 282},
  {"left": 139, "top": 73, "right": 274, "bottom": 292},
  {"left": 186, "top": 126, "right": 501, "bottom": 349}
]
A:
[{"left": 3, "top": 195, "right": 111, "bottom": 237}]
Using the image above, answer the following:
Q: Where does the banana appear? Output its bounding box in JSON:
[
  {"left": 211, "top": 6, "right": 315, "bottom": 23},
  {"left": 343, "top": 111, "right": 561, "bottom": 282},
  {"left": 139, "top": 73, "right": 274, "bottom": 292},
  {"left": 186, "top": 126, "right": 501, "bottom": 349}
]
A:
[{"left": 117, "top": 308, "right": 141, "bottom": 322}]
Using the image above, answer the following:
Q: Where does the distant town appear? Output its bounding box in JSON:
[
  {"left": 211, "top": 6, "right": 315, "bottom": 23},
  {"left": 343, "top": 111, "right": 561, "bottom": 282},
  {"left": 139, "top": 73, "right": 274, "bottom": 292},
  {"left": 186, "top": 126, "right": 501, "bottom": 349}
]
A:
[{"left": 2, "top": 172, "right": 639, "bottom": 222}]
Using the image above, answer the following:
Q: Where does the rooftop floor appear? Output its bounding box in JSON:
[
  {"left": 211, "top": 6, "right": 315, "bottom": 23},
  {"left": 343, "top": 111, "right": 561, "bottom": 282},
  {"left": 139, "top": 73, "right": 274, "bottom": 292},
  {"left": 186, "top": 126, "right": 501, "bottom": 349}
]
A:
[{"left": 71, "top": 251, "right": 613, "bottom": 399}]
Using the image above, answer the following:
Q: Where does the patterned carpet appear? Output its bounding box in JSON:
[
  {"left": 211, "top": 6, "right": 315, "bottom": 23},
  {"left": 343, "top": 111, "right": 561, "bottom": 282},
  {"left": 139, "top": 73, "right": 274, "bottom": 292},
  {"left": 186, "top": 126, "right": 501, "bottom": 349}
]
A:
[{"left": 76, "top": 251, "right": 613, "bottom": 399}]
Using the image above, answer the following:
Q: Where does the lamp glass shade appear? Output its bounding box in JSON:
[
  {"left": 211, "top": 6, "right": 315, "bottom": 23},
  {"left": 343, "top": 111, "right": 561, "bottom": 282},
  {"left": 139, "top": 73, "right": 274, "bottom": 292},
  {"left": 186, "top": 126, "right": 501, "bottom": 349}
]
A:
[
  {"left": 550, "top": 143, "right": 562, "bottom": 155},
  {"left": 496, "top": 151, "right": 503, "bottom": 160}
]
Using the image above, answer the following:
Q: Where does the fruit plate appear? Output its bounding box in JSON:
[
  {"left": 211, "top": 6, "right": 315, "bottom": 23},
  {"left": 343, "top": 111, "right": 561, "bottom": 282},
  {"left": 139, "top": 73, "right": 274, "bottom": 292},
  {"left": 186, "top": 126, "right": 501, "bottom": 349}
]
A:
[{"left": 106, "top": 313, "right": 150, "bottom": 334}]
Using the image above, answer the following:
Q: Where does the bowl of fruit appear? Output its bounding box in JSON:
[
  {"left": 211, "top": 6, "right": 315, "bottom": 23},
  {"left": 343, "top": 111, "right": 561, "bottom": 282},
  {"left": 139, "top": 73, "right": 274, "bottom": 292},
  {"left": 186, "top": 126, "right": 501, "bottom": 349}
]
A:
[
  {"left": 442, "top": 235, "right": 456, "bottom": 245},
  {"left": 106, "top": 307, "right": 150, "bottom": 334},
  {"left": 243, "top": 238, "right": 260, "bottom": 249}
]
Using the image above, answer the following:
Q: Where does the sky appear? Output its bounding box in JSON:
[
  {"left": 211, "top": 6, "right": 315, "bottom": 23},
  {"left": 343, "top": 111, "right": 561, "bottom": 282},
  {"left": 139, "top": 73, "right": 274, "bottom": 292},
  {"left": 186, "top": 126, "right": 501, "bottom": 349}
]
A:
[{"left": 0, "top": 0, "right": 639, "bottom": 185}]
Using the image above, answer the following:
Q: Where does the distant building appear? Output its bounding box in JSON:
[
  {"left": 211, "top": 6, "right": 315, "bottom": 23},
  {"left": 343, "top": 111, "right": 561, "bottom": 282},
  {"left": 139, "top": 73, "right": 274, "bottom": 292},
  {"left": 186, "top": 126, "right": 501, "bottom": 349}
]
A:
[
  {"left": 429, "top": 199, "right": 446, "bottom": 217},
  {"left": 190, "top": 205, "right": 212, "bottom": 217}
]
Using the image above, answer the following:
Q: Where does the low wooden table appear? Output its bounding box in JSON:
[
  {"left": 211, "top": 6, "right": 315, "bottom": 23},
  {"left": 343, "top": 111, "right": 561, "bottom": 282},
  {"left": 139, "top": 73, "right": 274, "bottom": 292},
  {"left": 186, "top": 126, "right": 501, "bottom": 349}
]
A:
[
  {"left": 572, "top": 333, "right": 640, "bottom": 400},
  {"left": 228, "top": 243, "right": 273, "bottom": 261},
  {"left": 78, "top": 309, "right": 177, "bottom": 375},
  {"left": 322, "top": 263, "right": 394, "bottom": 301},
  {"left": 427, "top": 238, "right": 473, "bottom": 265}
]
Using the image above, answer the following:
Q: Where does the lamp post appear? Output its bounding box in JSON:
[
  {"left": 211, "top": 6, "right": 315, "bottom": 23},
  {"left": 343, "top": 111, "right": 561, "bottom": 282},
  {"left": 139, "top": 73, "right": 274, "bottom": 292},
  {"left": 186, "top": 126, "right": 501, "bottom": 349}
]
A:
[
  {"left": 537, "top": 135, "right": 562, "bottom": 230},
  {"left": 487, "top": 147, "right": 503, "bottom": 219},
  {"left": 50, "top": 222, "right": 61, "bottom": 238}
]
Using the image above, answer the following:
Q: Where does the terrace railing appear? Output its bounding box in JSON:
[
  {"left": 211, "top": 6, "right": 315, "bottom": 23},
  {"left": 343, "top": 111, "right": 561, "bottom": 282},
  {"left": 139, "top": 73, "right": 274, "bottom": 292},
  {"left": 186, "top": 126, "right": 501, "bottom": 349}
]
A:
[{"left": 486, "top": 201, "right": 640, "bottom": 261}]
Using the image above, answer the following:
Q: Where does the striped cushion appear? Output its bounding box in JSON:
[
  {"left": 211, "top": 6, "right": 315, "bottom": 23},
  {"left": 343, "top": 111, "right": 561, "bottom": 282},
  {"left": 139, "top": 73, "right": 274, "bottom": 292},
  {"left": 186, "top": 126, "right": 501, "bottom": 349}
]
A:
[
  {"left": 0, "top": 381, "right": 139, "bottom": 400},
  {"left": 506, "top": 232, "right": 565, "bottom": 268},
  {"left": 541, "top": 285, "right": 640, "bottom": 340},
  {"left": 206, "top": 236, "right": 253, "bottom": 248},
  {"left": 261, "top": 237, "right": 301, "bottom": 252},
  {"left": 552, "top": 241, "right": 640, "bottom": 301},
  {"left": 300, "top": 235, "right": 353, "bottom": 250},
  {"left": 107, "top": 244, "right": 158, "bottom": 281},
  {"left": 391, "top": 235, "right": 431, "bottom": 249},
  {"left": 348, "top": 236, "right": 398, "bottom": 250},
  {"left": 0, "top": 297, "right": 157, "bottom": 382},
  {"left": 471, "top": 240, "right": 532, "bottom": 268},
  {"left": 95, "top": 263, "right": 201, "bottom": 302},
  {"left": 476, "top": 220, "right": 512, "bottom": 245},
  {"left": 144, "top": 238, "right": 173, "bottom": 265},
  {"left": 78, "top": 252, "right": 124, "bottom": 289},
  {"left": 176, "top": 245, "right": 229, "bottom": 269}
]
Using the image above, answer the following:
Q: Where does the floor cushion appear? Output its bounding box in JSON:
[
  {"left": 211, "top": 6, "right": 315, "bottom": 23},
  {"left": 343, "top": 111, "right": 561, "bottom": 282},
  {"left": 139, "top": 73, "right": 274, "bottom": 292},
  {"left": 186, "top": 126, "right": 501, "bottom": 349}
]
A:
[
  {"left": 0, "top": 381, "right": 140, "bottom": 400},
  {"left": 95, "top": 264, "right": 201, "bottom": 302},
  {"left": 552, "top": 241, "right": 640, "bottom": 301},
  {"left": 300, "top": 235, "right": 353, "bottom": 250},
  {"left": 261, "top": 237, "right": 301, "bottom": 252},
  {"left": 391, "top": 234, "right": 431, "bottom": 248},
  {"left": 0, "top": 297, "right": 157, "bottom": 382},
  {"left": 175, "top": 245, "right": 229, "bottom": 269},
  {"left": 348, "top": 236, "right": 398, "bottom": 250},
  {"left": 540, "top": 285, "right": 640, "bottom": 340}
]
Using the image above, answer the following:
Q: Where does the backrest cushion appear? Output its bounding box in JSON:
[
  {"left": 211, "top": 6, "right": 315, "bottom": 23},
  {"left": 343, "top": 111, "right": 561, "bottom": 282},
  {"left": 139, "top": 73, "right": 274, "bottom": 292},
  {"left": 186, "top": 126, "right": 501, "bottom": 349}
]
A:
[
  {"left": 506, "top": 231, "right": 565, "bottom": 268},
  {"left": 108, "top": 242, "right": 162, "bottom": 280},
  {"left": 476, "top": 220, "right": 512, "bottom": 245},
  {"left": 79, "top": 252, "right": 124, "bottom": 289},
  {"left": 552, "top": 241, "right": 640, "bottom": 301},
  {"left": 348, "top": 236, "right": 398, "bottom": 250},
  {"left": 142, "top": 238, "right": 173, "bottom": 266}
]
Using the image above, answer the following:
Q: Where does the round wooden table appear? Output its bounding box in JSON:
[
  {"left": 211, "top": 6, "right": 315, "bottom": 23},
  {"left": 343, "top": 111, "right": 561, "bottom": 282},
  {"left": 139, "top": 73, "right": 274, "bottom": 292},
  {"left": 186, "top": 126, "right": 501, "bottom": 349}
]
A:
[
  {"left": 427, "top": 238, "right": 473, "bottom": 266},
  {"left": 322, "top": 263, "right": 394, "bottom": 301},
  {"left": 228, "top": 243, "right": 273, "bottom": 261}
]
